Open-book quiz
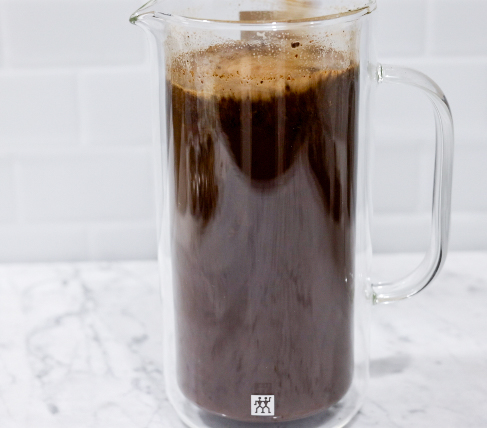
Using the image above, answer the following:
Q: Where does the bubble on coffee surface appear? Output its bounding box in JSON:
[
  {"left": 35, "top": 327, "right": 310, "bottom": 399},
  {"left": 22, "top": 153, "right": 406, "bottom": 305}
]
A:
[{"left": 170, "top": 40, "right": 356, "bottom": 100}]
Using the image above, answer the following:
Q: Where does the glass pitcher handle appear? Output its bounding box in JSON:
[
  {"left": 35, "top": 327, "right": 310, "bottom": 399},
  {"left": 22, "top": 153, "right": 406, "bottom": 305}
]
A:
[{"left": 372, "top": 64, "right": 454, "bottom": 305}]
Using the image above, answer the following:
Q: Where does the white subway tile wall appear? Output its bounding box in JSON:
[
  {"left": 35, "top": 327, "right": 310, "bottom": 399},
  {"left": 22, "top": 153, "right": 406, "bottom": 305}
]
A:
[
  {"left": 0, "top": 159, "right": 16, "bottom": 222},
  {"left": 79, "top": 69, "right": 152, "bottom": 146},
  {"left": 432, "top": 0, "right": 487, "bottom": 56},
  {"left": 18, "top": 152, "right": 154, "bottom": 222},
  {"left": 375, "top": 0, "right": 427, "bottom": 57},
  {"left": 3, "top": 1, "right": 145, "bottom": 67},
  {"left": 0, "top": 0, "right": 485, "bottom": 261},
  {"left": 0, "top": 72, "right": 79, "bottom": 146}
]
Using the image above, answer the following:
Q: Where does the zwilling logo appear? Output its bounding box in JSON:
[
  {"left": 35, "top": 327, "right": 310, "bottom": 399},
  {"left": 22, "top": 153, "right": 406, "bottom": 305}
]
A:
[{"left": 251, "top": 395, "right": 274, "bottom": 416}]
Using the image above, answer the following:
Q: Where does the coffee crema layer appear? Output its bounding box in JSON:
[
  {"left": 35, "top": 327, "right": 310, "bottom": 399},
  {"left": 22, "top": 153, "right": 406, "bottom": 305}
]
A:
[
  {"left": 168, "top": 41, "right": 359, "bottom": 422},
  {"left": 170, "top": 41, "right": 356, "bottom": 99}
]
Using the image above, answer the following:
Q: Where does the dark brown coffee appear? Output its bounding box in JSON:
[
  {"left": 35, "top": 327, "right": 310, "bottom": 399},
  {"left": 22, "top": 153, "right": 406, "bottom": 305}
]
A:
[{"left": 168, "top": 41, "right": 358, "bottom": 422}]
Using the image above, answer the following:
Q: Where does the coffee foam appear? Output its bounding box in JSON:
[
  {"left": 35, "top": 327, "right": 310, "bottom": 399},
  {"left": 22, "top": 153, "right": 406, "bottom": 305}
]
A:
[{"left": 170, "top": 41, "right": 356, "bottom": 100}]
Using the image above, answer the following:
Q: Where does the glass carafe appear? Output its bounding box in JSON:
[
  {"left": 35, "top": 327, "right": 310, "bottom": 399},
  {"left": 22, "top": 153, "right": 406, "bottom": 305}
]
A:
[{"left": 130, "top": 1, "right": 454, "bottom": 426}]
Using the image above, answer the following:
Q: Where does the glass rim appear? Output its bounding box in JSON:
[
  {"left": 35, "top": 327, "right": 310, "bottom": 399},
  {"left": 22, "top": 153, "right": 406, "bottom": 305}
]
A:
[{"left": 130, "top": 0, "right": 376, "bottom": 30}]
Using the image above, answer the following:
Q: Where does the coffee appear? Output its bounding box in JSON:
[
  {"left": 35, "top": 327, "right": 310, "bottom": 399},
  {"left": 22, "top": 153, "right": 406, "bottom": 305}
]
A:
[{"left": 168, "top": 41, "right": 358, "bottom": 421}]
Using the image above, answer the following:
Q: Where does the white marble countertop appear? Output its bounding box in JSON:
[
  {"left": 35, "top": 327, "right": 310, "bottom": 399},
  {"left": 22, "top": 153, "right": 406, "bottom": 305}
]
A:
[{"left": 0, "top": 252, "right": 486, "bottom": 428}]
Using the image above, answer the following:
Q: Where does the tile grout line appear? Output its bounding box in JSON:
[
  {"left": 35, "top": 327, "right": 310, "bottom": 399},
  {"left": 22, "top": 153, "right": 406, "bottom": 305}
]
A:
[
  {"left": 0, "top": 145, "right": 153, "bottom": 157},
  {"left": 0, "top": 63, "right": 150, "bottom": 78}
]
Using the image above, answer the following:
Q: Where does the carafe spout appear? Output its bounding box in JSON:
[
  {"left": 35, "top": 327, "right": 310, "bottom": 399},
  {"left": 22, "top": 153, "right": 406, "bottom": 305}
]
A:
[{"left": 129, "top": 0, "right": 160, "bottom": 25}]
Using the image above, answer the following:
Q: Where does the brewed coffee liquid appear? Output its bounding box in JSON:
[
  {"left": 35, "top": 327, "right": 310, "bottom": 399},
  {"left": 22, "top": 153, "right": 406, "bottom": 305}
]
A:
[{"left": 168, "top": 41, "right": 358, "bottom": 422}]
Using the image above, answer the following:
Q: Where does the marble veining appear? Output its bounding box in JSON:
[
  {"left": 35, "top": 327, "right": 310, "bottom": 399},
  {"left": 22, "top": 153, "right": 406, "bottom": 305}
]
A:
[{"left": 0, "top": 253, "right": 486, "bottom": 427}]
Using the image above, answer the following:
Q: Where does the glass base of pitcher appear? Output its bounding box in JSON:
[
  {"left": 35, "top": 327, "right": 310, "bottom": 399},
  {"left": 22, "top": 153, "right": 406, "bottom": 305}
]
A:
[{"left": 168, "top": 382, "right": 364, "bottom": 428}]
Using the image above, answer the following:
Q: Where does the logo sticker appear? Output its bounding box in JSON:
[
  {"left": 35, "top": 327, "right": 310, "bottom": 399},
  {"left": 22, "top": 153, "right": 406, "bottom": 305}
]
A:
[{"left": 251, "top": 395, "right": 275, "bottom": 416}]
